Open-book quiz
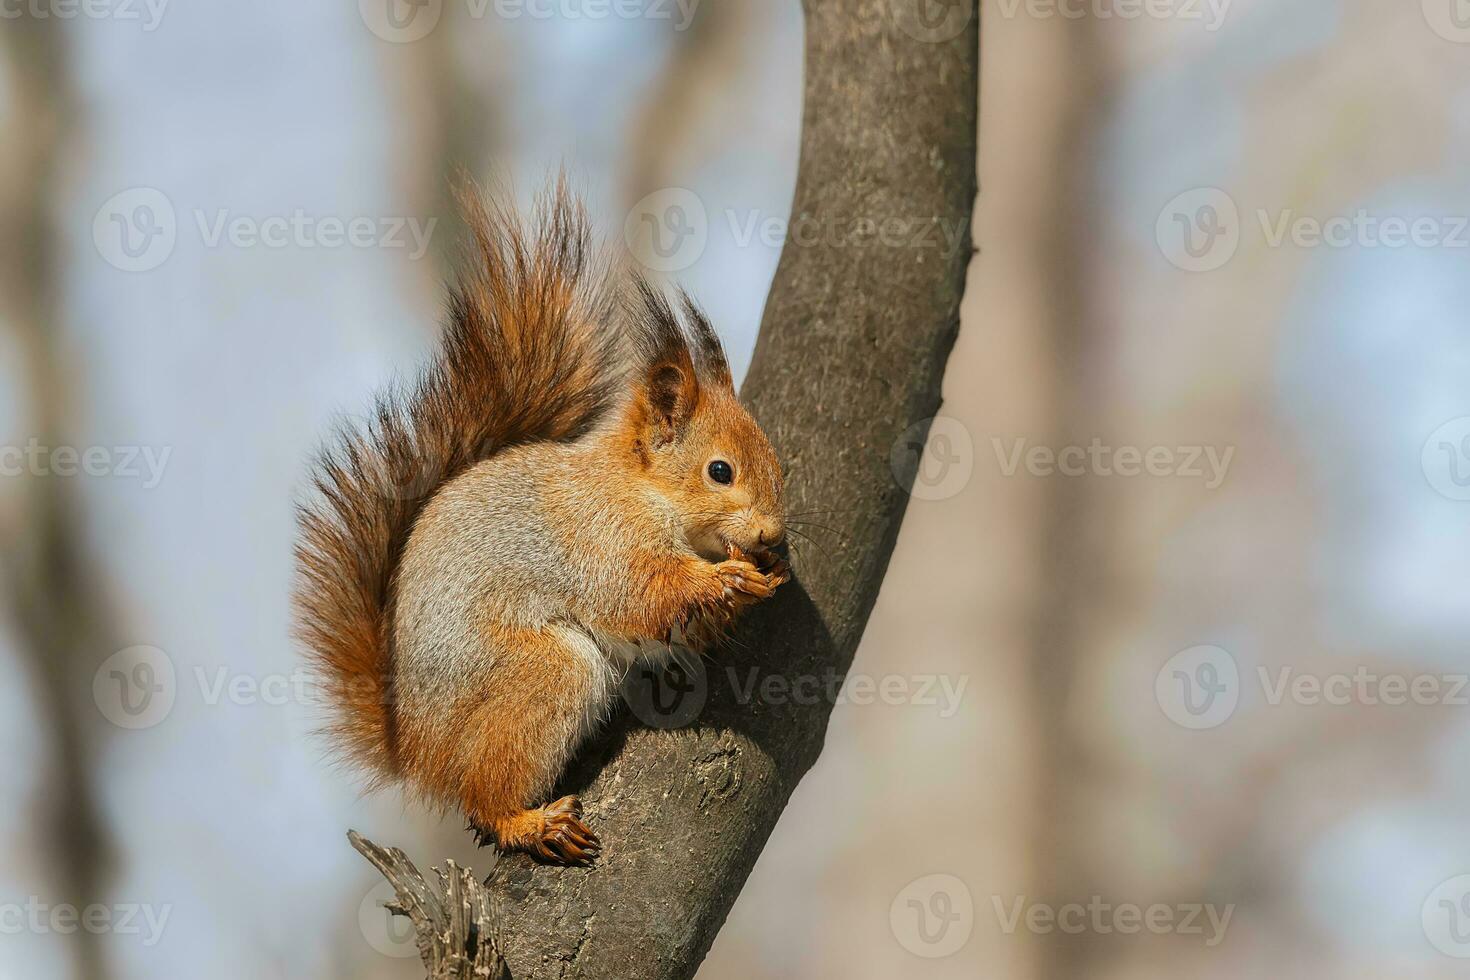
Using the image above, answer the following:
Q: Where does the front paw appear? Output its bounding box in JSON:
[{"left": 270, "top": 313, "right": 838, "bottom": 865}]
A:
[
  {"left": 756, "top": 553, "right": 790, "bottom": 589},
  {"left": 715, "top": 551, "right": 788, "bottom": 608},
  {"left": 725, "top": 543, "right": 790, "bottom": 594},
  {"left": 716, "top": 558, "right": 772, "bottom": 604}
]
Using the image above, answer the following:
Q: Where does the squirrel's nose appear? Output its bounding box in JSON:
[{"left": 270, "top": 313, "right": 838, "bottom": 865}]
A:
[{"left": 758, "top": 525, "right": 785, "bottom": 549}]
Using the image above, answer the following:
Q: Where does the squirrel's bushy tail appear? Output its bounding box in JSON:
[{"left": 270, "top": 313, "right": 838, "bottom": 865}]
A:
[{"left": 294, "top": 179, "right": 623, "bottom": 779}]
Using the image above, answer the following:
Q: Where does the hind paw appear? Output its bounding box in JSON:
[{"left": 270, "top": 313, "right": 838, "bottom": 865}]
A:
[{"left": 483, "top": 796, "right": 601, "bottom": 866}]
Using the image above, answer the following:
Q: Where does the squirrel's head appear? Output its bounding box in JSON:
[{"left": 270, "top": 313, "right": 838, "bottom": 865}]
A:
[{"left": 623, "top": 284, "right": 785, "bottom": 561}]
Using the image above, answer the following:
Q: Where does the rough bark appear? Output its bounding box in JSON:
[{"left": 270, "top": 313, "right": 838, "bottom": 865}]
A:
[{"left": 478, "top": 2, "right": 979, "bottom": 978}]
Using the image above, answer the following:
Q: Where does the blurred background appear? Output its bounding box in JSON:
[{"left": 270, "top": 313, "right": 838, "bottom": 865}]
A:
[{"left": 2, "top": 0, "right": 1470, "bottom": 977}]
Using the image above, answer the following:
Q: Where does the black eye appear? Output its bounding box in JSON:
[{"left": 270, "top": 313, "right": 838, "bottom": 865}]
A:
[{"left": 707, "top": 460, "right": 733, "bottom": 485}]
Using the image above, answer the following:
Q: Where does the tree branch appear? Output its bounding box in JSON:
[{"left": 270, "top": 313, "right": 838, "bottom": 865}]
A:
[
  {"left": 481, "top": 2, "right": 979, "bottom": 977},
  {"left": 349, "top": 831, "right": 511, "bottom": 980}
]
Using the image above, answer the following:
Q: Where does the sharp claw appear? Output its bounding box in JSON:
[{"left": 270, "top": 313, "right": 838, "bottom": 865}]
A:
[
  {"left": 548, "top": 795, "right": 580, "bottom": 816},
  {"left": 512, "top": 799, "right": 602, "bottom": 866}
]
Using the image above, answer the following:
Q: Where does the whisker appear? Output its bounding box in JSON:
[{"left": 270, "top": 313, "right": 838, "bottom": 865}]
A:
[
  {"left": 785, "top": 519, "right": 851, "bottom": 543},
  {"left": 787, "top": 525, "right": 834, "bottom": 564},
  {"left": 722, "top": 632, "right": 754, "bottom": 655}
]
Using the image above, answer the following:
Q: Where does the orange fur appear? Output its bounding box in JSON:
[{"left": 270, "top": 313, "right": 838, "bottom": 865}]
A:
[{"left": 393, "top": 623, "right": 604, "bottom": 864}]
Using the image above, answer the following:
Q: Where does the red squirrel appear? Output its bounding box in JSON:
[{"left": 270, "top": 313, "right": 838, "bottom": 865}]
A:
[{"left": 294, "top": 181, "right": 789, "bottom": 865}]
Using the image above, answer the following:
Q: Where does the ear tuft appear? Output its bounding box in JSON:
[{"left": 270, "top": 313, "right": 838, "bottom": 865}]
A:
[
  {"left": 678, "top": 291, "right": 733, "bottom": 390},
  {"left": 627, "top": 273, "right": 705, "bottom": 448},
  {"left": 646, "top": 361, "right": 695, "bottom": 447}
]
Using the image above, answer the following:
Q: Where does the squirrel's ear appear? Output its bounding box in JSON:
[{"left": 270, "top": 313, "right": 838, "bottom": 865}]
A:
[{"left": 644, "top": 360, "right": 697, "bottom": 448}]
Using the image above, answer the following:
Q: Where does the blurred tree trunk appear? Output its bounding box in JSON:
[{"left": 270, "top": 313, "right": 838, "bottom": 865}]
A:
[
  {"left": 623, "top": 0, "right": 751, "bottom": 205},
  {"left": 1025, "top": 17, "right": 1108, "bottom": 980},
  {"left": 0, "top": 17, "right": 114, "bottom": 980}
]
